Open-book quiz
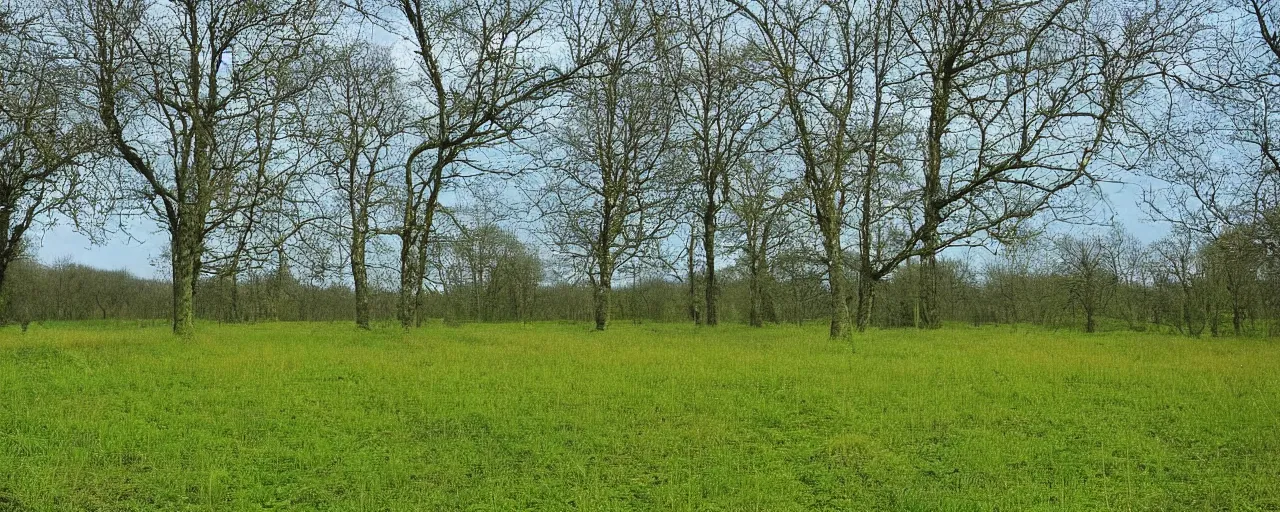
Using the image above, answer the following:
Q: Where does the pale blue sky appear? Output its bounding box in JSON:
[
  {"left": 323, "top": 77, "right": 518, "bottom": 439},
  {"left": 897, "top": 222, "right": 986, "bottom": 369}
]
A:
[
  {"left": 28, "top": 15, "right": 1180, "bottom": 282},
  {"left": 36, "top": 218, "right": 168, "bottom": 279},
  {"left": 31, "top": 180, "right": 1171, "bottom": 281}
]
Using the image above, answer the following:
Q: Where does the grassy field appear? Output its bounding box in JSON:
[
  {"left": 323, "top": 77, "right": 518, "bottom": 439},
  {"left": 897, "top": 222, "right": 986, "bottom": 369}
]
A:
[{"left": 1, "top": 322, "right": 1278, "bottom": 511}]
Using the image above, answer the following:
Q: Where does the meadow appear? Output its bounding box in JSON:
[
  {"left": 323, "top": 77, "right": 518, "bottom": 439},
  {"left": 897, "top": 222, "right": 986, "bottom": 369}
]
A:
[{"left": 1, "top": 321, "right": 1278, "bottom": 511}]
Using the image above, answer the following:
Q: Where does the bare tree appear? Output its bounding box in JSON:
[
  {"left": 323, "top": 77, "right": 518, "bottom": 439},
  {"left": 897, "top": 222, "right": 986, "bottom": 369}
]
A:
[
  {"left": 201, "top": 53, "right": 326, "bottom": 324},
  {"left": 902, "top": 0, "right": 1205, "bottom": 328},
  {"left": 1152, "top": 232, "right": 1207, "bottom": 336},
  {"left": 433, "top": 213, "right": 542, "bottom": 322},
  {"left": 730, "top": 0, "right": 871, "bottom": 338},
  {"left": 305, "top": 42, "right": 406, "bottom": 329},
  {"left": 1055, "top": 234, "right": 1115, "bottom": 332},
  {"left": 536, "top": 0, "right": 680, "bottom": 330},
  {"left": 733, "top": 0, "right": 918, "bottom": 334},
  {"left": 843, "top": 0, "right": 919, "bottom": 332},
  {"left": 727, "top": 154, "right": 798, "bottom": 326},
  {"left": 1143, "top": 0, "right": 1278, "bottom": 255},
  {"left": 364, "top": 0, "right": 596, "bottom": 328},
  {"left": 670, "top": 0, "right": 772, "bottom": 326},
  {"left": 63, "top": 0, "right": 332, "bottom": 334},
  {"left": 1202, "top": 225, "right": 1268, "bottom": 335},
  {"left": 1102, "top": 224, "right": 1151, "bottom": 330},
  {"left": 0, "top": 2, "right": 98, "bottom": 315}
]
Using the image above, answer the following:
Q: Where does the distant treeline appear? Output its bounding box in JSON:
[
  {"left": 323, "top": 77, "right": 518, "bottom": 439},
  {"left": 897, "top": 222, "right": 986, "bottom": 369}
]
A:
[{"left": 10, "top": 220, "right": 1277, "bottom": 336}]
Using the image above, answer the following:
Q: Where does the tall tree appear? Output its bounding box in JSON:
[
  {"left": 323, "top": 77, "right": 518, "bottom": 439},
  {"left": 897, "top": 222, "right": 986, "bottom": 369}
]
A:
[
  {"left": 536, "top": 0, "right": 681, "bottom": 331},
  {"left": 0, "top": 2, "right": 98, "bottom": 315},
  {"left": 671, "top": 0, "right": 771, "bottom": 326},
  {"left": 903, "top": 0, "right": 1204, "bottom": 328},
  {"left": 306, "top": 42, "right": 406, "bottom": 329},
  {"left": 727, "top": 154, "right": 798, "bottom": 327},
  {"left": 730, "top": 0, "right": 871, "bottom": 338},
  {"left": 368, "top": 0, "right": 596, "bottom": 328},
  {"left": 65, "top": 0, "right": 332, "bottom": 335},
  {"left": 845, "top": 0, "right": 917, "bottom": 332}
]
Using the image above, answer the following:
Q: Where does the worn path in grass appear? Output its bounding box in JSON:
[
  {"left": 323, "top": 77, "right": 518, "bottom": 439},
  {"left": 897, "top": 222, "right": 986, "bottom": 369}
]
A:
[{"left": 1, "top": 322, "right": 1278, "bottom": 510}]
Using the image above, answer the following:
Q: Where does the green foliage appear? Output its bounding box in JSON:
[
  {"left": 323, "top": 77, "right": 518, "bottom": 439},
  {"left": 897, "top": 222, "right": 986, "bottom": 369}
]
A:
[{"left": 2, "top": 323, "right": 1278, "bottom": 510}]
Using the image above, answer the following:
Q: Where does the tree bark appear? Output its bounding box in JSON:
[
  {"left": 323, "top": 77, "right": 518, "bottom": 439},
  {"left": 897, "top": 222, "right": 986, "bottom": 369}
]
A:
[
  {"left": 229, "top": 273, "right": 240, "bottom": 323},
  {"left": 747, "top": 241, "right": 764, "bottom": 328},
  {"left": 687, "top": 227, "right": 700, "bottom": 324},
  {"left": 594, "top": 253, "right": 612, "bottom": 331},
  {"left": 820, "top": 208, "right": 848, "bottom": 338},
  {"left": 855, "top": 274, "right": 875, "bottom": 331},
  {"left": 919, "top": 75, "right": 949, "bottom": 330},
  {"left": 1181, "top": 283, "right": 1195, "bottom": 336},
  {"left": 703, "top": 200, "right": 718, "bottom": 326},
  {"left": 0, "top": 204, "right": 15, "bottom": 320},
  {"left": 171, "top": 221, "right": 198, "bottom": 336},
  {"left": 351, "top": 228, "right": 370, "bottom": 330}
]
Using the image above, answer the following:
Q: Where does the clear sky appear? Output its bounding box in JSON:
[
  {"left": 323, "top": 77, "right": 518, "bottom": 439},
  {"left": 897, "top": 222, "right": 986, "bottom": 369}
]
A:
[{"left": 36, "top": 217, "right": 168, "bottom": 279}]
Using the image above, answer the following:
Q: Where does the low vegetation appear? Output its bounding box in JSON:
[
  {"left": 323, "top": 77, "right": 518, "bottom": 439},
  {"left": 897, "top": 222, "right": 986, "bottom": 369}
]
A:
[{"left": 2, "top": 322, "right": 1277, "bottom": 510}]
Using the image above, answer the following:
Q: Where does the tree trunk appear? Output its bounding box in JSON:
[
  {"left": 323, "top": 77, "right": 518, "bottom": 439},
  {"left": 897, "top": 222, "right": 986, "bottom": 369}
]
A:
[
  {"left": 397, "top": 232, "right": 417, "bottom": 329},
  {"left": 229, "top": 272, "right": 240, "bottom": 323},
  {"left": 820, "top": 216, "right": 848, "bottom": 339},
  {"left": 748, "top": 279, "right": 762, "bottom": 327},
  {"left": 747, "top": 244, "right": 764, "bottom": 328},
  {"left": 687, "top": 228, "right": 700, "bottom": 324},
  {"left": 1228, "top": 276, "right": 1243, "bottom": 336},
  {"left": 855, "top": 274, "right": 875, "bottom": 332},
  {"left": 1181, "top": 284, "right": 1195, "bottom": 337},
  {"left": 920, "top": 75, "right": 949, "bottom": 330},
  {"left": 396, "top": 220, "right": 433, "bottom": 329},
  {"left": 351, "top": 230, "right": 370, "bottom": 330},
  {"left": 0, "top": 204, "right": 13, "bottom": 319},
  {"left": 703, "top": 207, "right": 718, "bottom": 326},
  {"left": 171, "top": 223, "right": 198, "bottom": 336},
  {"left": 412, "top": 228, "right": 431, "bottom": 327},
  {"left": 857, "top": 58, "right": 885, "bottom": 334},
  {"left": 594, "top": 251, "right": 612, "bottom": 331},
  {"left": 919, "top": 253, "right": 941, "bottom": 329}
]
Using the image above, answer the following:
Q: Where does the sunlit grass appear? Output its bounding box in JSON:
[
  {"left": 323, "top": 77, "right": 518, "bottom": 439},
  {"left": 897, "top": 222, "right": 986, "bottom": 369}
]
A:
[{"left": 1, "top": 321, "right": 1278, "bottom": 510}]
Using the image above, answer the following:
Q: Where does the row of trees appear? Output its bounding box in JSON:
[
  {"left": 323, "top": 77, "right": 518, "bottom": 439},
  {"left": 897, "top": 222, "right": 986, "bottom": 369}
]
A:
[
  {"left": 983, "top": 227, "right": 1280, "bottom": 336},
  {"left": 8, "top": 220, "right": 1277, "bottom": 337},
  {"left": 0, "top": 0, "right": 1275, "bottom": 336}
]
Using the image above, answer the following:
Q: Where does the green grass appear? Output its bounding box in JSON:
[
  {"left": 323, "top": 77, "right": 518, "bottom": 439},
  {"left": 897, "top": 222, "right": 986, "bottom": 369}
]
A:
[{"left": 1, "top": 322, "right": 1278, "bottom": 511}]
